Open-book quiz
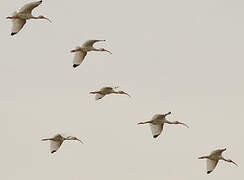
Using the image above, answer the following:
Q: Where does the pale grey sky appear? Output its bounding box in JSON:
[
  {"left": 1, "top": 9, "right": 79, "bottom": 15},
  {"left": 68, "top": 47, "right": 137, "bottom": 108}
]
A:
[{"left": 1, "top": 0, "right": 244, "bottom": 179}]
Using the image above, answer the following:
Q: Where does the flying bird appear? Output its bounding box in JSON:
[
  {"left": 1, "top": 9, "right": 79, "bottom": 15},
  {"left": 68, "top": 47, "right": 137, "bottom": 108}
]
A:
[
  {"left": 6, "top": 1, "right": 51, "bottom": 36},
  {"left": 70, "top": 40, "right": 112, "bottom": 68},
  {"left": 41, "top": 134, "right": 83, "bottom": 153},
  {"left": 90, "top": 86, "right": 131, "bottom": 100},
  {"left": 198, "top": 148, "right": 238, "bottom": 174},
  {"left": 137, "top": 112, "right": 189, "bottom": 138}
]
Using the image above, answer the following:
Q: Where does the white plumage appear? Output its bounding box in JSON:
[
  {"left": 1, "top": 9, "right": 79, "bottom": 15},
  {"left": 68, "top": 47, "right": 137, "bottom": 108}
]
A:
[
  {"left": 90, "top": 86, "right": 131, "bottom": 100},
  {"left": 198, "top": 148, "right": 238, "bottom": 174},
  {"left": 6, "top": 1, "right": 51, "bottom": 36},
  {"left": 206, "top": 159, "right": 218, "bottom": 173},
  {"left": 72, "top": 46, "right": 87, "bottom": 67},
  {"left": 137, "top": 112, "right": 189, "bottom": 138},
  {"left": 150, "top": 123, "right": 164, "bottom": 138},
  {"left": 11, "top": 12, "right": 26, "bottom": 35},
  {"left": 71, "top": 40, "right": 112, "bottom": 68},
  {"left": 42, "top": 134, "right": 83, "bottom": 154},
  {"left": 19, "top": 1, "right": 42, "bottom": 14},
  {"left": 50, "top": 138, "right": 63, "bottom": 153},
  {"left": 95, "top": 93, "right": 105, "bottom": 100}
]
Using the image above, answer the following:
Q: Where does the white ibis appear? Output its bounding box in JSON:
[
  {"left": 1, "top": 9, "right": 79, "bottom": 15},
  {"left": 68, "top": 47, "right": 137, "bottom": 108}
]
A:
[
  {"left": 90, "top": 86, "right": 131, "bottom": 100},
  {"left": 198, "top": 148, "right": 238, "bottom": 174},
  {"left": 70, "top": 40, "right": 112, "bottom": 68},
  {"left": 137, "top": 112, "right": 189, "bottom": 138},
  {"left": 41, "top": 134, "right": 83, "bottom": 153},
  {"left": 6, "top": 1, "right": 51, "bottom": 36}
]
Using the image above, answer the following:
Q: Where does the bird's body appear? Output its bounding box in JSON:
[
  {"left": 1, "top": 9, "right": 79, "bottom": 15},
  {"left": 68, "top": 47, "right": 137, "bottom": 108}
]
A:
[
  {"left": 137, "top": 112, "right": 189, "bottom": 138},
  {"left": 98, "top": 87, "right": 115, "bottom": 94},
  {"left": 90, "top": 86, "right": 131, "bottom": 100},
  {"left": 198, "top": 148, "right": 238, "bottom": 174},
  {"left": 71, "top": 40, "right": 112, "bottom": 68},
  {"left": 6, "top": 1, "right": 51, "bottom": 36},
  {"left": 42, "top": 134, "right": 83, "bottom": 153}
]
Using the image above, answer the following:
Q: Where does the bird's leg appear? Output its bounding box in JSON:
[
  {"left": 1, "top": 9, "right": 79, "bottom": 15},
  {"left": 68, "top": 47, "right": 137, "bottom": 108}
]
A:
[
  {"left": 137, "top": 120, "right": 152, "bottom": 125},
  {"left": 6, "top": 16, "right": 18, "bottom": 19},
  {"left": 198, "top": 156, "right": 208, "bottom": 159},
  {"left": 89, "top": 91, "right": 99, "bottom": 94},
  {"left": 70, "top": 49, "right": 81, "bottom": 53}
]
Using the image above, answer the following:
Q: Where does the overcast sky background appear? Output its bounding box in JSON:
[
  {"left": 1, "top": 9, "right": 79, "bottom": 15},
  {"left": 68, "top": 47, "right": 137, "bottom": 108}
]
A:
[{"left": 1, "top": 0, "right": 244, "bottom": 179}]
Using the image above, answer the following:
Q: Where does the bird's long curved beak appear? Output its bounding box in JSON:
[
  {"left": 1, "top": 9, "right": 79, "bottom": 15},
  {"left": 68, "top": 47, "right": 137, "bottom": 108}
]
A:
[
  {"left": 44, "top": 17, "right": 52, "bottom": 23},
  {"left": 77, "top": 138, "right": 84, "bottom": 144},
  {"left": 104, "top": 49, "right": 112, "bottom": 54},
  {"left": 231, "top": 161, "right": 238, "bottom": 166},
  {"left": 179, "top": 122, "right": 189, "bottom": 128},
  {"left": 124, "top": 92, "right": 131, "bottom": 97}
]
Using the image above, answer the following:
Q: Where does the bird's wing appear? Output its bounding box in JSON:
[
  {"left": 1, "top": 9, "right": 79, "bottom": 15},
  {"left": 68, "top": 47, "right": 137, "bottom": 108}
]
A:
[
  {"left": 206, "top": 159, "right": 218, "bottom": 174},
  {"left": 11, "top": 17, "right": 26, "bottom": 35},
  {"left": 19, "top": 1, "right": 42, "bottom": 14},
  {"left": 95, "top": 93, "right": 105, "bottom": 100},
  {"left": 73, "top": 49, "right": 87, "bottom": 68},
  {"left": 100, "top": 87, "right": 113, "bottom": 91},
  {"left": 50, "top": 140, "right": 63, "bottom": 154},
  {"left": 210, "top": 148, "right": 226, "bottom": 156},
  {"left": 150, "top": 123, "right": 164, "bottom": 138},
  {"left": 82, "top": 40, "right": 105, "bottom": 48},
  {"left": 152, "top": 114, "right": 164, "bottom": 120}
]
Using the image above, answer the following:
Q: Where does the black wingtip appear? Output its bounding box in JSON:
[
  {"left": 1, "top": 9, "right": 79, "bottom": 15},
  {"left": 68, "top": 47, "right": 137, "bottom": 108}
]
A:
[
  {"left": 207, "top": 171, "right": 212, "bottom": 174},
  {"left": 11, "top": 32, "right": 17, "bottom": 36},
  {"left": 153, "top": 134, "right": 160, "bottom": 138},
  {"left": 73, "top": 64, "right": 79, "bottom": 68},
  {"left": 51, "top": 150, "right": 56, "bottom": 154}
]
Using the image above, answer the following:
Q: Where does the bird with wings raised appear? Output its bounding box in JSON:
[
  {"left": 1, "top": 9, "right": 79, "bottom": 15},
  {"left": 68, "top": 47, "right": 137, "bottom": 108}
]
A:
[
  {"left": 198, "top": 148, "right": 238, "bottom": 174},
  {"left": 70, "top": 40, "right": 112, "bottom": 68},
  {"left": 6, "top": 1, "right": 51, "bottom": 36},
  {"left": 42, "top": 134, "right": 83, "bottom": 154},
  {"left": 137, "top": 112, "right": 189, "bottom": 138},
  {"left": 89, "top": 86, "right": 131, "bottom": 100}
]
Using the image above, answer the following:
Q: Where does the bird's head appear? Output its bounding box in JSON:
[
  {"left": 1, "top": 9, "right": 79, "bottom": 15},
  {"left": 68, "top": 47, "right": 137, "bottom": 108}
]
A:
[
  {"left": 38, "top": 15, "right": 51, "bottom": 22},
  {"left": 118, "top": 91, "right": 131, "bottom": 97},
  {"left": 68, "top": 136, "right": 83, "bottom": 143},
  {"left": 100, "top": 48, "right": 112, "bottom": 54}
]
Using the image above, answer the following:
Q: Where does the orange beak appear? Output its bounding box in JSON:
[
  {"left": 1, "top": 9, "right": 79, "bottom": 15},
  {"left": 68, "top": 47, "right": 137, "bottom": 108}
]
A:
[
  {"left": 104, "top": 49, "right": 112, "bottom": 54},
  {"left": 178, "top": 121, "right": 189, "bottom": 128},
  {"left": 43, "top": 17, "right": 52, "bottom": 23},
  {"left": 231, "top": 160, "right": 238, "bottom": 166},
  {"left": 123, "top": 92, "right": 131, "bottom": 97},
  {"left": 75, "top": 137, "right": 84, "bottom": 144}
]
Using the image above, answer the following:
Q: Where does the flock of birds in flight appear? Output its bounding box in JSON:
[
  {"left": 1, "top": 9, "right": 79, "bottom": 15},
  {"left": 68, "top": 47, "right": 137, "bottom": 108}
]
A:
[{"left": 6, "top": 0, "right": 238, "bottom": 175}]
